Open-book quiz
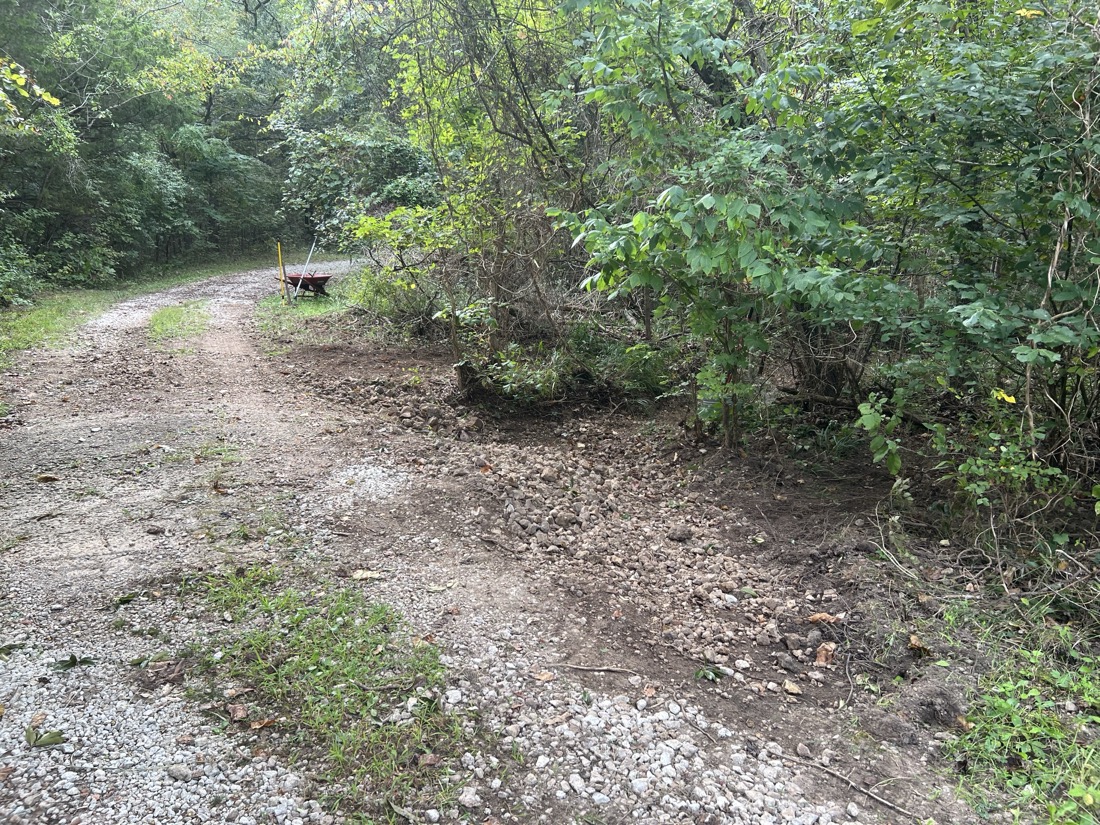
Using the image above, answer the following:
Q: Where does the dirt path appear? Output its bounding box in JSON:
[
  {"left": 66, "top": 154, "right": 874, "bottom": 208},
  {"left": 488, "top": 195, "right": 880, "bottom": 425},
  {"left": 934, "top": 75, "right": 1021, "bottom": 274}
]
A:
[{"left": 1, "top": 267, "right": 978, "bottom": 824}]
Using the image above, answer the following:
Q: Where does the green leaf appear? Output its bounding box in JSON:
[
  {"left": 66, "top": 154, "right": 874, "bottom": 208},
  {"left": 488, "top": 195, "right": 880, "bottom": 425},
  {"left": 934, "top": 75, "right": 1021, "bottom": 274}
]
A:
[
  {"left": 32, "top": 730, "right": 67, "bottom": 747},
  {"left": 852, "top": 17, "right": 882, "bottom": 35},
  {"left": 52, "top": 654, "right": 94, "bottom": 671}
]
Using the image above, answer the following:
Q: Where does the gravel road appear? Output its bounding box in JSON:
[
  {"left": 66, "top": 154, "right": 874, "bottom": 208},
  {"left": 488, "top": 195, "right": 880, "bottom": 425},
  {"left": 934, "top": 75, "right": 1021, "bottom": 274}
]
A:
[{"left": 0, "top": 265, "right": 974, "bottom": 824}]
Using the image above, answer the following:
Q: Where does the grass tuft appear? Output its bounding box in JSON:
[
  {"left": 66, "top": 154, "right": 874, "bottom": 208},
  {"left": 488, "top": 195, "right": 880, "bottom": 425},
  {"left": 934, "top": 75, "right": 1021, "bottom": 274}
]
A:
[
  {"left": 200, "top": 566, "right": 468, "bottom": 817},
  {"left": 148, "top": 300, "right": 210, "bottom": 342}
]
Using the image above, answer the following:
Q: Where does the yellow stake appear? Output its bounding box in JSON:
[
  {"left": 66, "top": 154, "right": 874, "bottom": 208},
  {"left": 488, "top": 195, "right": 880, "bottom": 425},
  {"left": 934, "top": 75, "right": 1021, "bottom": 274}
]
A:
[{"left": 277, "top": 241, "right": 288, "bottom": 304}]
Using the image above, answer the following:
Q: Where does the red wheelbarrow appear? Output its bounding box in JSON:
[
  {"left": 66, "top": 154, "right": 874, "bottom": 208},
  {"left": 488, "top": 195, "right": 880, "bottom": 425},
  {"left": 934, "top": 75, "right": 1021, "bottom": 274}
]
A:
[{"left": 280, "top": 271, "right": 332, "bottom": 296}]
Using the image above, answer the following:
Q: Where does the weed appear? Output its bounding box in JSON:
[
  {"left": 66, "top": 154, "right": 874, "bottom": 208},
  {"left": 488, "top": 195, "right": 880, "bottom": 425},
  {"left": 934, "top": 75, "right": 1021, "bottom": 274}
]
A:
[
  {"left": 148, "top": 300, "right": 210, "bottom": 342},
  {"left": 509, "top": 740, "right": 526, "bottom": 765},
  {"left": 949, "top": 638, "right": 1100, "bottom": 824},
  {"left": 694, "top": 665, "right": 723, "bottom": 682},
  {"left": 203, "top": 566, "right": 281, "bottom": 620},
  {"left": 193, "top": 439, "right": 241, "bottom": 464},
  {"left": 0, "top": 534, "right": 27, "bottom": 554},
  {"left": 200, "top": 566, "right": 472, "bottom": 815},
  {"left": 229, "top": 523, "right": 253, "bottom": 542}
]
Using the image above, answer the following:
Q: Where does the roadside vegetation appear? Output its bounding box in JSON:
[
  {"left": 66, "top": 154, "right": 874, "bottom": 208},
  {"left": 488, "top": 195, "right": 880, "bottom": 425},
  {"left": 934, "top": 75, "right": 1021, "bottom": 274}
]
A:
[
  {"left": 253, "top": 294, "right": 347, "bottom": 356},
  {"left": 5, "top": 0, "right": 1099, "bottom": 819},
  {"left": 196, "top": 566, "right": 476, "bottom": 820}
]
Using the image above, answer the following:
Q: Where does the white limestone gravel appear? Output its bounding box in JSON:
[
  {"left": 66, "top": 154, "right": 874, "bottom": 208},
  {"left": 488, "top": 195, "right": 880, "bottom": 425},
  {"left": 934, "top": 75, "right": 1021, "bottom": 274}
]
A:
[{"left": 0, "top": 647, "right": 325, "bottom": 825}]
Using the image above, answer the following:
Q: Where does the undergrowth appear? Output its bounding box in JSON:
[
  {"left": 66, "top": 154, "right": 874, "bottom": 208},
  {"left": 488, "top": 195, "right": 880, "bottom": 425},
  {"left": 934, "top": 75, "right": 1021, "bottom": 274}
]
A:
[
  {"left": 199, "top": 566, "right": 469, "bottom": 820},
  {"left": 948, "top": 622, "right": 1100, "bottom": 825},
  {"left": 254, "top": 294, "right": 347, "bottom": 355}
]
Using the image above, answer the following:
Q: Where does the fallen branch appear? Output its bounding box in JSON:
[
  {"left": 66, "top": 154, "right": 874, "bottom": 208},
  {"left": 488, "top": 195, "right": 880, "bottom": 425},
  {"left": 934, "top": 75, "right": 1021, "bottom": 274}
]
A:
[
  {"left": 777, "top": 388, "right": 928, "bottom": 428},
  {"left": 548, "top": 663, "right": 640, "bottom": 676},
  {"left": 686, "top": 718, "right": 718, "bottom": 745},
  {"left": 788, "top": 755, "right": 921, "bottom": 822}
]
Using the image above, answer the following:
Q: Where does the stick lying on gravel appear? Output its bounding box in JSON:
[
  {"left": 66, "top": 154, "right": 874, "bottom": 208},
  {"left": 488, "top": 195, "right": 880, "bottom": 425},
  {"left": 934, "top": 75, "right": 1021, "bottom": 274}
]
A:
[
  {"left": 549, "top": 663, "right": 640, "bottom": 676},
  {"left": 789, "top": 755, "right": 921, "bottom": 822}
]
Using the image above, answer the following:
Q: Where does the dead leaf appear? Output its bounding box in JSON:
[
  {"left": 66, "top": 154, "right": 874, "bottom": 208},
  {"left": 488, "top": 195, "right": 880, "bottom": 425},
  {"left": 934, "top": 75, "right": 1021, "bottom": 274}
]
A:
[
  {"left": 0, "top": 765, "right": 14, "bottom": 782},
  {"left": 223, "top": 687, "right": 254, "bottom": 699},
  {"left": 782, "top": 679, "right": 803, "bottom": 696},
  {"left": 227, "top": 703, "right": 249, "bottom": 721},
  {"left": 350, "top": 569, "right": 384, "bottom": 581},
  {"left": 30, "top": 712, "right": 46, "bottom": 727},
  {"left": 176, "top": 735, "right": 195, "bottom": 745},
  {"left": 533, "top": 670, "right": 556, "bottom": 682},
  {"left": 0, "top": 703, "right": 4, "bottom": 720},
  {"left": 426, "top": 580, "right": 457, "bottom": 593},
  {"left": 418, "top": 753, "right": 443, "bottom": 767},
  {"left": 35, "top": 474, "right": 60, "bottom": 483},
  {"left": 479, "top": 464, "right": 493, "bottom": 474},
  {"left": 611, "top": 608, "right": 624, "bottom": 620},
  {"left": 545, "top": 711, "right": 571, "bottom": 725},
  {"left": 908, "top": 634, "right": 932, "bottom": 656},
  {"left": 249, "top": 719, "right": 276, "bottom": 730},
  {"left": 444, "top": 605, "right": 461, "bottom": 615},
  {"left": 814, "top": 642, "right": 837, "bottom": 666},
  {"left": 806, "top": 612, "right": 840, "bottom": 624},
  {"left": 643, "top": 685, "right": 657, "bottom": 698}
]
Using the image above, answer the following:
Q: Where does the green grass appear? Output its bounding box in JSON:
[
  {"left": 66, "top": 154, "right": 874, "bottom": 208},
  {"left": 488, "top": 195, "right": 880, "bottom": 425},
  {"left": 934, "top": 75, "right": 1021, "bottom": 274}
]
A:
[
  {"left": 948, "top": 629, "right": 1100, "bottom": 824},
  {"left": 148, "top": 300, "right": 210, "bottom": 342},
  {"left": 254, "top": 294, "right": 347, "bottom": 355},
  {"left": 0, "top": 253, "right": 294, "bottom": 369},
  {"left": 200, "top": 566, "right": 469, "bottom": 819}
]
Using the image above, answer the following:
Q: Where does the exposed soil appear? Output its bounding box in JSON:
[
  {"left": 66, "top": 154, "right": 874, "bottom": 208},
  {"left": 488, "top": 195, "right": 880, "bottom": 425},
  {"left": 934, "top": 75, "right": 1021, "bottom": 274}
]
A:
[{"left": 1, "top": 265, "right": 986, "bottom": 824}]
